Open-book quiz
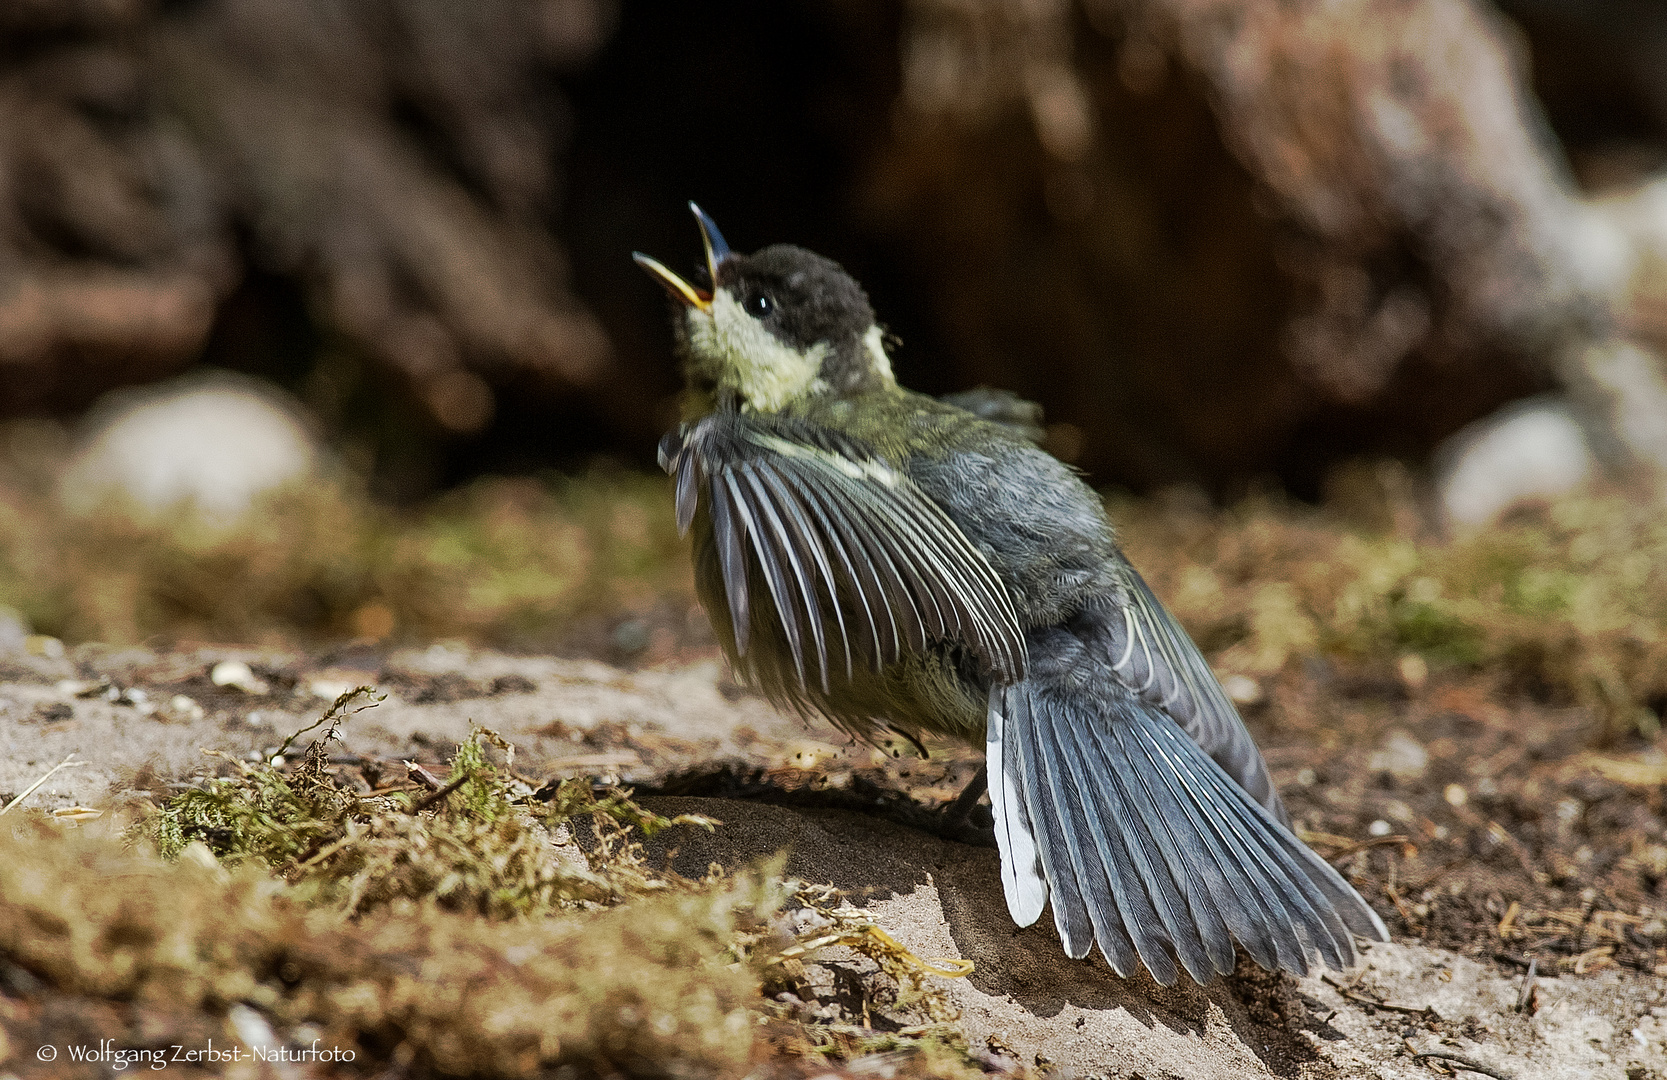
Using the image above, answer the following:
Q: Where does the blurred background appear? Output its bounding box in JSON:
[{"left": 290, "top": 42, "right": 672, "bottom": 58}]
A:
[{"left": 2, "top": 0, "right": 1667, "bottom": 710}]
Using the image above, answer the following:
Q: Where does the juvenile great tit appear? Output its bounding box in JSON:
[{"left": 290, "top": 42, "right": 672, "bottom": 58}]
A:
[{"left": 635, "top": 204, "right": 1388, "bottom": 986}]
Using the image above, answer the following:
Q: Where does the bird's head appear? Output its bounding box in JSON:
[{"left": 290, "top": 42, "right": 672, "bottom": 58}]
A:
[{"left": 635, "top": 204, "right": 895, "bottom": 413}]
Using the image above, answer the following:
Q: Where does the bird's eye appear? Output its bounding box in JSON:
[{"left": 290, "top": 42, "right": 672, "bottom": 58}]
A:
[{"left": 745, "top": 293, "right": 774, "bottom": 318}]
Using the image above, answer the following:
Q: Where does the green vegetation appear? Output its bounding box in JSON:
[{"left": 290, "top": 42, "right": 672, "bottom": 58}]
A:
[
  {"left": 0, "top": 465, "right": 691, "bottom": 648},
  {"left": 1, "top": 700, "right": 996, "bottom": 1078},
  {"left": 1115, "top": 481, "right": 1667, "bottom": 738},
  {"left": 4, "top": 429, "right": 1664, "bottom": 737}
]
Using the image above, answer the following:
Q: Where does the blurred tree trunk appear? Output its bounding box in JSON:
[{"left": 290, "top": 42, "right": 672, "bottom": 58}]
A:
[
  {"left": 0, "top": 0, "right": 609, "bottom": 440},
  {"left": 862, "top": 0, "right": 1667, "bottom": 489},
  {"left": 10, "top": 0, "right": 1667, "bottom": 497}
]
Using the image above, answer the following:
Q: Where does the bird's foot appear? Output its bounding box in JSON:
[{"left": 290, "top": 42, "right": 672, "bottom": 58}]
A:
[{"left": 928, "top": 764, "right": 996, "bottom": 847}]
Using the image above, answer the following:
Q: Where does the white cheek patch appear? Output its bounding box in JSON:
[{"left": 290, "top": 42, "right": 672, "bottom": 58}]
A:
[
  {"left": 863, "top": 325, "right": 896, "bottom": 384},
  {"left": 684, "top": 289, "right": 828, "bottom": 411}
]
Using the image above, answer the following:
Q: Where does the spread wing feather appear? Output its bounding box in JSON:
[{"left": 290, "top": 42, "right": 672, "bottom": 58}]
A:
[
  {"left": 1103, "top": 565, "right": 1288, "bottom": 822},
  {"left": 660, "top": 413, "right": 1026, "bottom": 690}
]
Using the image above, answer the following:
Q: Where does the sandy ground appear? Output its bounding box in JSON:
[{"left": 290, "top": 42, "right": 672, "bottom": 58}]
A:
[{"left": 2, "top": 641, "right": 1665, "bottom": 1079}]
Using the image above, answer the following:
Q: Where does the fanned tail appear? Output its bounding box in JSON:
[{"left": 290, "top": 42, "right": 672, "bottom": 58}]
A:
[{"left": 987, "top": 677, "right": 1388, "bottom": 985}]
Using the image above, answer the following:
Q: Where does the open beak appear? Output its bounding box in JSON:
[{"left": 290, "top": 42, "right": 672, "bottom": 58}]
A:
[
  {"left": 632, "top": 252, "right": 709, "bottom": 310},
  {"left": 632, "top": 202, "right": 734, "bottom": 311}
]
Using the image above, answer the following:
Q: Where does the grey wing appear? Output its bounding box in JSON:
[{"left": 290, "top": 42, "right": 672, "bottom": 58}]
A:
[
  {"left": 1102, "top": 564, "right": 1289, "bottom": 823},
  {"left": 660, "top": 413, "right": 1027, "bottom": 693}
]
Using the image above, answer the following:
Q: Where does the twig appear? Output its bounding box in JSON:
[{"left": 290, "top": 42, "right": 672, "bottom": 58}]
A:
[
  {"left": 1497, "top": 900, "right": 1520, "bottom": 938},
  {"left": 1570, "top": 945, "right": 1615, "bottom": 975},
  {"left": 1312, "top": 833, "right": 1416, "bottom": 863},
  {"left": 404, "top": 761, "right": 445, "bottom": 790},
  {"left": 1486, "top": 820, "right": 1539, "bottom": 882},
  {"left": 1410, "top": 1048, "right": 1515, "bottom": 1079},
  {"left": 1322, "top": 973, "right": 1437, "bottom": 1017},
  {"left": 1386, "top": 883, "right": 1416, "bottom": 925},
  {"left": 1406, "top": 858, "right": 1465, "bottom": 892},
  {"left": 1384, "top": 850, "right": 1418, "bottom": 926},
  {"left": 0, "top": 754, "right": 86, "bottom": 817},
  {"left": 409, "top": 771, "right": 472, "bottom": 813},
  {"left": 1514, "top": 957, "right": 1537, "bottom": 1013},
  {"left": 275, "top": 685, "right": 382, "bottom": 758}
]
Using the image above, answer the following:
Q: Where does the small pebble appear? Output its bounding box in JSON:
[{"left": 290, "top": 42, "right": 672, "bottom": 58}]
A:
[
  {"left": 1397, "top": 653, "right": 1428, "bottom": 690},
  {"left": 211, "top": 660, "right": 269, "bottom": 695},
  {"left": 1222, "top": 674, "right": 1263, "bottom": 706},
  {"left": 612, "top": 619, "right": 650, "bottom": 655},
  {"left": 1368, "top": 730, "right": 1428, "bottom": 781},
  {"left": 1368, "top": 819, "right": 1393, "bottom": 837}
]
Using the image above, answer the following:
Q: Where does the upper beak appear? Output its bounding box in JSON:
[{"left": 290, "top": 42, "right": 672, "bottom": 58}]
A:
[{"left": 632, "top": 202, "right": 734, "bottom": 311}]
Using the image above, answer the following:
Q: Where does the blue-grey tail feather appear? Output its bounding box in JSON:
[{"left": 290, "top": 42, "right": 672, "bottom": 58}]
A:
[{"left": 989, "top": 679, "right": 1388, "bottom": 985}]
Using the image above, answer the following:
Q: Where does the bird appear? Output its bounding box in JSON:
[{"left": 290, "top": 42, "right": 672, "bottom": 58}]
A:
[{"left": 634, "top": 203, "right": 1388, "bottom": 986}]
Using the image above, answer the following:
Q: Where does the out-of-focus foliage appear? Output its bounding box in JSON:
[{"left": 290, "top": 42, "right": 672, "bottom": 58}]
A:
[
  {"left": 0, "top": 461, "right": 692, "bottom": 648},
  {"left": 9, "top": 418, "right": 1667, "bottom": 739},
  {"left": 1118, "top": 476, "right": 1667, "bottom": 738}
]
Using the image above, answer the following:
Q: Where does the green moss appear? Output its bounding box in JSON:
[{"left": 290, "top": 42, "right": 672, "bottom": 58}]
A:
[
  {"left": 141, "top": 697, "right": 719, "bottom": 918},
  {"left": 0, "top": 819, "right": 772, "bottom": 1078},
  {"left": 0, "top": 463, "right": 692, "bottom": 647},
  {"left": 103, "top": 702, "right": 1003, "bottom": 1076},
  {"left": 1116, "top": 481, "right": 1667, "bottom": 737}
]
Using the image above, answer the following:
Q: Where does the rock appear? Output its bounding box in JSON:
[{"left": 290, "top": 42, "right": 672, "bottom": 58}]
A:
[
  {"left": 56, "top": 371, "right": 321, "bottom": 525},
  {"left": 210, "top": 660, "right": 269, "bottom": 695},
  {"left": 1435, "top": 396, "right": 1596, "bottom": 532},
  {"left": 640, "top": 796, "right": 1663, "bottom": 1079},
  {"left": 1369, "top": 729, "right": 1429, "bottom": 781}
]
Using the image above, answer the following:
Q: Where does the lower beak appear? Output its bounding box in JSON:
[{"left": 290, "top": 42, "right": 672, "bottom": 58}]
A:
[
  {"left": 634, "top": 203, "right": 735, "bottom": 311},
  {"left": 632, "top": 252, "right": 710, "bottom": 311}
]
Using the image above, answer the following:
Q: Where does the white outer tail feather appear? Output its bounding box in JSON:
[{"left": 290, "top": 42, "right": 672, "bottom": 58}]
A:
[{"left": 988, "top": 684, "right": 1047, "bottom": 926}]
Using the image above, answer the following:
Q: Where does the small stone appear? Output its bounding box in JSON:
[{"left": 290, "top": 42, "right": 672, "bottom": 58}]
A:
[
  {"left": 1435, "top": 395, "right": 1595, "bottom": 532},
  {"left": 167, "top": 695, "right": 206, "bottom": 722},
  {"left": 1368, "top": 819, "right": 1393, "bottom": 837},
  {"left": 1397, "top": 653, "right": 1428, "bottom": 690},
  {"left": 56, "top": 372, "right": 320, "bottom": 527},
  {"left": 31, "top": 702, "right": 73, "bottom": 723},
  {"left": 612, "top": 619, "right": 650, "bottom": 655},
  {"left": 26, "top": 635, "right": 64, "bottom": 660},
  {"left": 1368, "top": 730, "right": 1428, "bottom": 781},
  {"left": 1444, "top": 784, "right": 1468, "bottom": 807},
  {"left": 1221, "top": 674, "right": 1263, "bottom": 706},
  {"left": 211, "top": 660, "right": 269, "bottom": 695}
]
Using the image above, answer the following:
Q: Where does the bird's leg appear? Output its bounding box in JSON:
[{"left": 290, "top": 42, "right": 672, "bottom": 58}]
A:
[{"left": 932, "top": 763, "right": 995, "bottom": 846}]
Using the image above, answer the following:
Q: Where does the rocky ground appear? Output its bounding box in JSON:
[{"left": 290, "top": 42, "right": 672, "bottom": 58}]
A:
[{"left": 2, "top": 637, "right": 1665, "bottom": 1079}]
